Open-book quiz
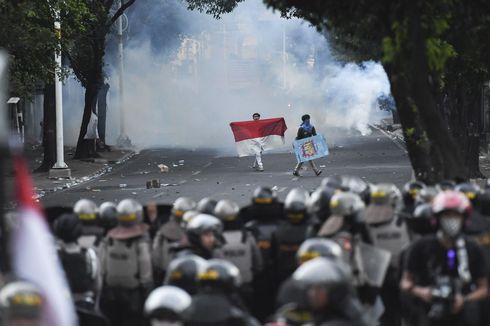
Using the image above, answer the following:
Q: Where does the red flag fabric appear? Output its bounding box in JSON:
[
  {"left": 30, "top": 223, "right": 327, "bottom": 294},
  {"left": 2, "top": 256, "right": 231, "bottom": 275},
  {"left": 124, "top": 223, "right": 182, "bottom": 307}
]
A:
[
  {"left": 11, "top": 156, "right": 77, "bottom": 326},
  {"left": 229, "top": 118, "right": 287, "bottom": 156}
]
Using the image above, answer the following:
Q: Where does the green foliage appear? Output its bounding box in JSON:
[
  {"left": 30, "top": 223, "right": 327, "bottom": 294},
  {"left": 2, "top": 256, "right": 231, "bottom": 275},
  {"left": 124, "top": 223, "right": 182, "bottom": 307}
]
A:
[{"left": 185, "top": 0, "right": 244, "bottom": 18}]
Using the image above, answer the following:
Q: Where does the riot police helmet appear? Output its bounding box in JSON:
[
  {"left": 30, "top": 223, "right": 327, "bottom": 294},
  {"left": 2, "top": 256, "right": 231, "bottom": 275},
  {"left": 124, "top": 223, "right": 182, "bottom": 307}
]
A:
[
  {"left": 53, "top": 213, "right": 83, "bottom": 243},
  {"left": 365, "top": 183, "right": 402, "bottom": 225},
  {"left": 338, "top": 175, "right": 371, "bottom": 204},
  {"left": 196, "top": 197, "right": 218, "bottom": 215},
  {"left": 252, "top": 186, "right": 278, "bottom": 205},
  {"left": 181, "top": 210, "right": 199, "bottom": 228},
  {"left": 320, "top": 175, "right": 342, "bottom": 190},
  {"left": 306, "top": 187, "right": 336, "bottom": 223},
  {"left": 284, "top": 188, "right": 309, "bottom": 223},
  {"left": 164, "top": 255, "right": 207, "bottom": 295},
  {"left": 117, "top": 198, "right": 144, "bottom": 227},
  {"left": 171, "top": 197, "right": 196, "bottom": 220},
  {"left": 198, "top": 259, "right": 241, "bottom": 292},
  {"left": 297, "top": 238, "right": 342, "bottom": 265},
  {"left": 186, "top": 214, "right": 223, "bottom": 248},
  {"left": 73, "top": 198, "right": 98, "bottom": 224},
  {"left": 415, "top": 186, "right": 439, "bottom": 205},
  {"left": 318, "top": 192, "right": 365, "bottom": 237},
  {"left": 0, "top": 281, "right": 43, "bottom": 321},
  {"left": 213, "top": 199, "right": 240, "bottom": 222},
  {"left": 402, "top": 181, "right": 426, "bottom": 207},
  {"left": 455, "top": 182, "right": 482, "bottom": 206},
  {"left": 98, "top": 201, "right": 118, "bottom": 230},
  {"left": 437, "top": 180, "right": 456, "bottom": 192},
  {"left": 144, "top": 285, "right": 191, "bottom": 324},
  {"left": 292, "top": 257, "right": 353, "bottom": 311}
]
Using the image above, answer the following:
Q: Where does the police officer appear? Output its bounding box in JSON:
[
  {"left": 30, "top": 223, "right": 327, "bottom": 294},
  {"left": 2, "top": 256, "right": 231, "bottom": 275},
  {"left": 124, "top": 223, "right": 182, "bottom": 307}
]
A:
[
  {"left": 144, "top": 285, "right": 192, "bottom": 326},
  {"left": 306, "top": 186, "right": 337, "bottom": 237},
  {"left": 401, "top": 181, "right": 426, "bottom": 218},
  {"left": 365, "top": 184, "right": 410, "bottom": 326},
  {"left": 176, "top": 213, "right": 224, "bottom": 259},
  {"left": 53, "top": 213, "right": 107, "bottom": 325},
  {"left": 293, "top": 114, "right": 322, "bottom": 177},
  {"left": 186, "top": 259, "right": 260, "bottom": 326},
  {"left": 74, "top": 198, "right": 104, "bottom": 248},
  {"left": 214, "top": 199, "right": 263, "bottom": 288},
  {"left": 153, "top": 197, "right": 196, "bottom": 284},
  {"left": 0, "top": 281, "right": 43, "bottom": 326},
  {"left": 400, "top": 191, "right": 488, "bottom": 326},
  {"left": 273, "top": 188, "right": 311, "bottom": 284},
  {"left": 290, "top": 257, "right": 367, "bottom": 326},
  {"left": 196, "top": 197, "right": 218, "bottom": 215},
  {"left": 244, "top": 186, "right": 282, "bottom": 320},
  {"left": 99, "top": 198, "right": 153, "bottom": 326},
  {"left": 164, "top": 255, "right": 207, "bottom": 295}
]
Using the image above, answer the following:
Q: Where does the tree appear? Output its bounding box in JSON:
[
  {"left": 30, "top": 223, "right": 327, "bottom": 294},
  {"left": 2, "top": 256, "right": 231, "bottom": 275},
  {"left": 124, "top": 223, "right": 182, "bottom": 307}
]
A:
[
  {"left": 263, "top": 0, "right": 490, "bottom": 183},
  {"left": 0, "top": 0, "right": 91, "bottom": 171}
]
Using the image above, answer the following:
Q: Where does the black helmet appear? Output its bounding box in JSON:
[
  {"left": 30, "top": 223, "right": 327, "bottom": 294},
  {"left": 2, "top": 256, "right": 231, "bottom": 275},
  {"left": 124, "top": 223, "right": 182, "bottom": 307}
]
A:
[
  {"left": 73, "top": 199, "right": 98, "bottom": 224},
  {"left": 306, "top": 187, "right": 336, "bottom": 224},
  {"left": 196, "top": 198, "right": 218, "bottom": 215},
  {"left": 53, "top": 213, "right": 83, "bottom": 242},
  {"left": 297, "top": 238, "right": 342, "bottom": 265},
  {"left": 99, "top": 202, "right": 118, "bottom": 230},
  {"left": 213, "top": 199, "right": 240, "bottom": 222},
  {"left": 284, "top": 188, "right": 309, "bottom": 223},
  {"left": 186, "top": 214, "right": 223, "bottom": 248},
  {"left": 252, "top": 186, "right": 277, "bottom": 205},
  {"left": 437, "top": 180, "right": 456, "bottom": 192},
  {"left": 292, "top": 257, "right": 353, "bottom": 310},
  {"left": 0, "top": 281, "right": 43, "bottom": 321},
  {"left": 198, "top": 259, "right": 241, "bottom": 292},
  {"left": 455, "top": 182, "right": 482, "bottom": 206},
  {"left": 172, "top": 197, "right": 196, "bottom": 219},
  {"left": 252, "top": 112, "right": 260, "bottom": 119},
  {"left": 415, "top": 186, "right": 439, "bottom": 205},
  {"left": 144, "top": 285, "right": 191, "bottom": 324},
  {"left": 117, "top": 198, "right": 144, "bottom": 227},
  {"left": 405, "top": 203, "right": 436, "bottom": 235},
  {"left": 164, "top": 255, "right": 207, "bottom": 295},
  {"left": 402, "top": 181, "right": 426, "bottom": 207},
  {"left": 320, "top": 175, "right": 342, "bottom": 190}
]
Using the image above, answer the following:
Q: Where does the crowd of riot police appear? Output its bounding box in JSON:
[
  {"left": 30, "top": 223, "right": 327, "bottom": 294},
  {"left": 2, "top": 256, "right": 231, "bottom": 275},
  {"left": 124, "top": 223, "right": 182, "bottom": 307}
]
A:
[{"left": 2, "top": 175, "right": 490, "bottom": 326}]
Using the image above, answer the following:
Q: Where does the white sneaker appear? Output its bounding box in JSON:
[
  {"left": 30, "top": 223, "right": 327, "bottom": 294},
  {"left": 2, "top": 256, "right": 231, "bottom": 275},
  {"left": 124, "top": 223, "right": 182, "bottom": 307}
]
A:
[{"left": 258, "top": 165, "right": 264, "bottom": 172}]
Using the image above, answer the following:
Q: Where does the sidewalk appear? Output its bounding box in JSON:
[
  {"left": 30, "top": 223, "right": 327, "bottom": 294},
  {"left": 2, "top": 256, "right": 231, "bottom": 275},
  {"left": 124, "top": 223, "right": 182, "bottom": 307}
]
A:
[
  {"left": 375, "top": 118, "right": 490, "bottom": 182},
  {"left": 4, "top": 144, "right": 135, "bottom": 206}
]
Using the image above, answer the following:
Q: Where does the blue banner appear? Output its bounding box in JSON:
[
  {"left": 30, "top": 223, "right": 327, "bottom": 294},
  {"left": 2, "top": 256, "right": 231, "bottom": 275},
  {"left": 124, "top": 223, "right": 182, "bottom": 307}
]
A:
[{"left": 293, "top": 135, "right": 329, "bottom": 163}]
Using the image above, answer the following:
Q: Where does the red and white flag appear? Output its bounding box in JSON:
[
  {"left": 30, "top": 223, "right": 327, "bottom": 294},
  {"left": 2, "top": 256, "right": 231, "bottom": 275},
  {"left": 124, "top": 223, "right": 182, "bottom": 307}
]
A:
[
  {"left": 229, "top": 117, "right": 287, "bottom": 156},
  {"left": 11, "top": 156, "right": 77, "bottom": 326}
]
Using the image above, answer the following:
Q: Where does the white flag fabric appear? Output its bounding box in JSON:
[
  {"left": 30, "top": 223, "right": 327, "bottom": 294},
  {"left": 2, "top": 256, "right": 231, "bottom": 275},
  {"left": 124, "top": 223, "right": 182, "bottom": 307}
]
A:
[{"left": 11, "top": 156, "right": 77, "bottom": 326}]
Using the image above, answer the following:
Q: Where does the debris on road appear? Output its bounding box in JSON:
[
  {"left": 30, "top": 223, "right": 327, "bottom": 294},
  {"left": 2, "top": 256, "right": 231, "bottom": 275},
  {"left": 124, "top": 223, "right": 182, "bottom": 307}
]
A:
[
  {"left": 319, "top": 165, "right": 326, "bottom": 168},
  {"left": 119, "top": 184, "right": 127, "bottom": 188},
  {"left": 146, "top": 179, "right": 161, "bottom": 189},
  {"left": 178, "top": 160, "right": 185, "bottom": 165},
  {"left": 158, "top": 164, "right": 169, "bottom": 173}
]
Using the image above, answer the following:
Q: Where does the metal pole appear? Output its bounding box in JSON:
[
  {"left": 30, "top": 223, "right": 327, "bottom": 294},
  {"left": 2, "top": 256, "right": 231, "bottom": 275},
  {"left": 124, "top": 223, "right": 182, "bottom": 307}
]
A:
[
  {"left": 0, "top": 51, "right": 10, "bottom": 275},
  {"left": 49, "top": 8, "right": 70, "bottom": 178},
  {"left": 117, "top": 0, "right": 130, "bottom": 147},
  {"left": 52, "top": 14, "right": 67, "bottom": 169}
]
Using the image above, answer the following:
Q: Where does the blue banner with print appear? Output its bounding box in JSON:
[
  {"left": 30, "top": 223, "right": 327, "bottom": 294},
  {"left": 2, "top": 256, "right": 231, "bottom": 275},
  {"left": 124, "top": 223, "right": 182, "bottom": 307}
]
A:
[{"left": 293, "top": 135, "right": 329, "bottom": 163}]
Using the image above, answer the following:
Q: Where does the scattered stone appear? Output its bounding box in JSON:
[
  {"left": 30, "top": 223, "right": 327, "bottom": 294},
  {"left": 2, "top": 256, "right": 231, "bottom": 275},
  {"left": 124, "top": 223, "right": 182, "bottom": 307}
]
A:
[
  {"left": 158, "top": 164, "right": 169, "bottom": 173},
  {"left": 119, "top": 184, "right": 127, "bottom": 188}
]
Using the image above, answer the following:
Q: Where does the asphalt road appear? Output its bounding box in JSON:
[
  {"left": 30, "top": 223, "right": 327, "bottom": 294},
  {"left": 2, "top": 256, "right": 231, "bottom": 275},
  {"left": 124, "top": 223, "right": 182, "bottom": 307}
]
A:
[{"left": 41, "top": 128, "right": 412, "bottom": 208}]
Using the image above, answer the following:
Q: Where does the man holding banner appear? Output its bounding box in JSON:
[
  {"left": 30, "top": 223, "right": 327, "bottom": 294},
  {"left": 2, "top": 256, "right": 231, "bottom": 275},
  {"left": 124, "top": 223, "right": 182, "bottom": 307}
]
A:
[{"left": 292, "top": 114, "right": 327, "bottom": 177}]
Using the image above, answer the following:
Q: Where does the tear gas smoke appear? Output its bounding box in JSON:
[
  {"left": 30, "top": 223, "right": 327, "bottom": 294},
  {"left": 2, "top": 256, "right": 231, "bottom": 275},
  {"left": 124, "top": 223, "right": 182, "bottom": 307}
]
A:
[{"left": 62, "top": 0, "right": 391, "bottom": 154}]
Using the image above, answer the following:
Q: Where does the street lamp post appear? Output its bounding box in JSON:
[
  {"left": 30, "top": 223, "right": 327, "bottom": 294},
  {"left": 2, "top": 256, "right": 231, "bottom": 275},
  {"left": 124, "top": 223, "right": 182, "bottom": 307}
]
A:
[
  {"left": 49, "top": 9, "right": 71, "bottom": 178},
  {"left": 116, "top": 0, "right": 131, "bottom": 148}
]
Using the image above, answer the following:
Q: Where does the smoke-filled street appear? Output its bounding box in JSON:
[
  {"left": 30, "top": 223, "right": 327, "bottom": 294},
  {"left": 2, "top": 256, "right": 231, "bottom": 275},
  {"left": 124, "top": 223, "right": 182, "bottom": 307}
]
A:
[{"left": 40, "top": 127, "right": 410, "bottom": 208}]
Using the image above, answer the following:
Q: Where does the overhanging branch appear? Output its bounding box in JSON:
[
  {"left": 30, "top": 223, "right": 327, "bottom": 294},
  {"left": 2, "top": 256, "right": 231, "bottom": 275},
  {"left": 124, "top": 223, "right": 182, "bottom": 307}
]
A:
[{"left": 107, "top": 0, "right": 136, "bottom": 28}]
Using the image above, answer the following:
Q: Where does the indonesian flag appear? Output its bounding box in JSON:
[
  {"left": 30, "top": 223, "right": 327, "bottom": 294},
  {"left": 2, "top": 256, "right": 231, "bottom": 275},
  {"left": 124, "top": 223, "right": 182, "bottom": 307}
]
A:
[
  {"left": 11, "top": 156, "right": 77, "bottom": 326},
  {"left": 229, "top": 117, "right": 287, "bottom": 157}
]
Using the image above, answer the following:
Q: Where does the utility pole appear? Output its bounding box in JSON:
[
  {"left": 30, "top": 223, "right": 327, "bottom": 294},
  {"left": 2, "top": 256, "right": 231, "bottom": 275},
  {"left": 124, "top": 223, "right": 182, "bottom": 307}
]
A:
[
  {"left": 116, "top": 0, "right": 131, "bottom": 148},
  {"left": 0, "top": 51, "right": 10, "bottom": 275},
  {"left": 49, "top": 7, "right": 71, "bottom": 179}
]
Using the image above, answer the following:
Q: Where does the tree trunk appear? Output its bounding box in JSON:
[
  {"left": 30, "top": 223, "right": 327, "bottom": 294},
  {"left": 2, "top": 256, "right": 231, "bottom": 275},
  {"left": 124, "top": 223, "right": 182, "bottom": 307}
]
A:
[
  {"left": 97, "top": 82, "right": 110, "bottom": 145},
  {"left": 35, "top": 83, "right": 56, "bottom": 172},
  {"left": 74, "top": 79, "right": 99, "bottom": 159},
  {"left": 384, "top": 1, "right": 466, "bottom": 184}
]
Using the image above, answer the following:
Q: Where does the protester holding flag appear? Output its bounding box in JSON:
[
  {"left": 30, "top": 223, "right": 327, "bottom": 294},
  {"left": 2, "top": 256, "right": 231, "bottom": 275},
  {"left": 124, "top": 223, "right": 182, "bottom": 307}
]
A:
[
  {"left": 229, "top": 113, "right": 287, "bottom": 172},
  {"left": 293, "top": 114, "right": 323, "bottom": 177}
]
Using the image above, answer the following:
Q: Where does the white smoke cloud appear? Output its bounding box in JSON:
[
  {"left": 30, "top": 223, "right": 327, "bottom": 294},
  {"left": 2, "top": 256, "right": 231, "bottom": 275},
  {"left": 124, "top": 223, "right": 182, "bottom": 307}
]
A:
[{"left": 62, "top": 0, "right": 391, "bottom": 152}]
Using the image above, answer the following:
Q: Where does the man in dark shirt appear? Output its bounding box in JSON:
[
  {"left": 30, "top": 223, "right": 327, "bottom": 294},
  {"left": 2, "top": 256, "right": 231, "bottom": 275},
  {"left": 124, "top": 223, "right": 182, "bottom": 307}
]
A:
[
  {"left": 400, "top": 191, "right": 488, "bottom": 326},
  {"left": 293, "top": 114, "right": 322, "bottom": 177}
]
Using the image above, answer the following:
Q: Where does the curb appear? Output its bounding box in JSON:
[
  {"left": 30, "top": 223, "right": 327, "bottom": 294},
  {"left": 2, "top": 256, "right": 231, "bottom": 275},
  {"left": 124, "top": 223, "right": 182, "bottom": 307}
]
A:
[
  {"left": 34, "top": 151, "right": 137, "bottom": 200},
  {"left": 370, "top": 123, "right": 407, "bottom": 154}
]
